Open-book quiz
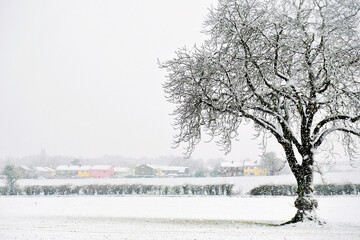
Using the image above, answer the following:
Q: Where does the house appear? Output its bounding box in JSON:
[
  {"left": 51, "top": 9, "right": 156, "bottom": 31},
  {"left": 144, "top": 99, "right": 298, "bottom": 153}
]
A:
[
  {"left": 134, "top": 164, "right": 160, "bottom": 177},
  {"left": 243, "top": 163, "right": 268, "bottom": 176},
  {"left": 77, "top": 166, "right": 91, "bottom": 177},
  {"left": 90, "top": 165, "right": 114, "bottom": 178},
  {"left": 221, "top": 161, "right": 268, "bottom": 177},
  {"left": 56, "top": 165, "right": 114, "bottom": 178},
  {"left": 113, "top": 167, "right": 132, "bottom": 177},
  {"left": 15, "top": 166, "right": 34, "bottom": 179},
  {"left": 157, "top": 166, "right": 189, "bottom": 177},
  {"left": 56, "top": 165, "right": 80, "bottom": 178},
  {"left": 34, "top": 167, "right": 56, "bottom": 178},
  {"left": 220, "top": 161, "right": 243, "bottom": 177},
  {"left": 134, "top": 164, "right": 190, "bottom": 177}
]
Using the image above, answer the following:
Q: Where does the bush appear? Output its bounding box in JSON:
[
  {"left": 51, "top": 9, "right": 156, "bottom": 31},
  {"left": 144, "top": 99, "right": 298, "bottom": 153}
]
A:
[
  {"left": 356, "top": 185, "right": 360, "bottom": 194},
  {"left": 71, "top": 186, "right": 81, "bottom": 195},
  {"left": 0, "top": 186, "right": 9, "bottom": 195},
  {"left": 182, "top": 185, "right": 190, "bottom": 195},
  {"left": 24, "top": 186, "right": 41, "bottom": 195},
  {"left": 81, "top": 185, "right": 97, "bottom": 195},
  {"left": 343, "top": 184, "right": 357, "bottom": 195},
  {"left": 96, "top": 184, "right": 112, "bottom": 195},
  {"left": 57, "top": 185, "right": 72, "bottom": 195},
  {"left": 42, "top": 186, "right": 56, "bottom": 195},
  {"left": 172, "top": 185, "right": 182, "bottom": 195}
]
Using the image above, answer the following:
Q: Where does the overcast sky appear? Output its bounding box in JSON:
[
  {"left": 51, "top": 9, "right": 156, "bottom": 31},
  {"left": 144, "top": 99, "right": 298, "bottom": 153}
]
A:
[{"left": 0, "top": 0, "right": 284, "bottom": 162}]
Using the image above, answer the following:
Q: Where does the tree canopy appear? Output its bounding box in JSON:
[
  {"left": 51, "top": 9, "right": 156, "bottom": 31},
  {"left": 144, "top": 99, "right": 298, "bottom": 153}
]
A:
[{"left": 163, "top": 0, "right": 360, "bottom": 160}]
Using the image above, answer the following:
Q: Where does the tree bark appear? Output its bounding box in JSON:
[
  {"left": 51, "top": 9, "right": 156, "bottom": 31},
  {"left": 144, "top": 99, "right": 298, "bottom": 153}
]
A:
[
  {"left": 291, "top": 167, "right": 318, "bottom": 223},
  {"left": 283, "top": 155, "right": 322, "bottom": 225}
]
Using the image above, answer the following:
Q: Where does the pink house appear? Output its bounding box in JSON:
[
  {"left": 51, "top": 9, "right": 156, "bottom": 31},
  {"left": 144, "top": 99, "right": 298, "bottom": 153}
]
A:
[{"left": 90, "top": 165, "right": 114, "bottom": 178}]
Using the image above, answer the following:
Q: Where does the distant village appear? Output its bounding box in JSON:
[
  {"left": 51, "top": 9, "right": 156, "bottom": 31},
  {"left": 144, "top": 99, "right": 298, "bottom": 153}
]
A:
[{"left": 12, "top": 161, "right": 269, "bottom": 179}]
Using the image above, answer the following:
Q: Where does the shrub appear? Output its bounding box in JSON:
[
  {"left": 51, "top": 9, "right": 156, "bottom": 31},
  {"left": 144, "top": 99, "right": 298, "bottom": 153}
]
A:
[
  {"left": 57, "top": 185, "right": 72, "bottom": 195},
  {"left": 342, "top": 184, "right": 356, "bottom": 195},
  {"left": 42, "top": 186, "right": 56, "bottom": 195},
  {"left": 24, "top": 186, "right": 41, "bottom": 195},
  {"left": 71, "top": 185, "right": 81, "bottom": 195},
  {"left": 182, "top": 185, "right": 190, "bottom": 195},
  {"left": 163, "top": 185, "right": 169, "bottom": 195},
  {"left": 81, "top": 185, "right": 96, "bottom": 195},
  {"left": 96, "top": 184, "right": 112, "bottom": 195},
  {"left": 0, "top": 186, "right": 9, "bottom": 195}
]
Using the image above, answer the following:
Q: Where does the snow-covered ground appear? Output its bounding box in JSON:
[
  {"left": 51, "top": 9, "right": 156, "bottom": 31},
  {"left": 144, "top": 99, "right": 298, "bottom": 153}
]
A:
[
  {"left": 0, "top": 195, "right": 359, "bottom": 240},
  {"left": 7, "top": 171, "right": 360, "bottom": 195}
]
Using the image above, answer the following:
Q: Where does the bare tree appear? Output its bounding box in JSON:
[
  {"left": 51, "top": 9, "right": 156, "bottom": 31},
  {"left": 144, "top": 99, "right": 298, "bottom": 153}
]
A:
[
  {"left": 161, "top": 0, "right": 360, "bottom": 224},
  {"left": 260, "top": 152, "right": 285, "bottom": 175}
]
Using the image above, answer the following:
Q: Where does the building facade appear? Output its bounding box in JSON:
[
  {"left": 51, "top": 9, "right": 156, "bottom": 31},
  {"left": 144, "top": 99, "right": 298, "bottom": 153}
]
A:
[
  {"left": 221, "top": 161, "right": 268, "bottom": 177},
  {"left": 90, "top": 165, "right": 114, "bottom": 178}
]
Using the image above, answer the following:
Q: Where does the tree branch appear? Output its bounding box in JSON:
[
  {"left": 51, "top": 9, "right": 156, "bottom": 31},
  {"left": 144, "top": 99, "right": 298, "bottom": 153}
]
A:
[
  {"left": 312, "top": 115, "right": 360, "bottom": 138},
  {"left": 314, "top": 127, "right": 360, "bottom": 149}
]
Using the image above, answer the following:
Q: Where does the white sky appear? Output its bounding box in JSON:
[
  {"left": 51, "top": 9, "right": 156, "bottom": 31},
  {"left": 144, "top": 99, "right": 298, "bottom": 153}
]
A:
[{"left": 0, "top": 0, "right": 283, "bottom": 161}]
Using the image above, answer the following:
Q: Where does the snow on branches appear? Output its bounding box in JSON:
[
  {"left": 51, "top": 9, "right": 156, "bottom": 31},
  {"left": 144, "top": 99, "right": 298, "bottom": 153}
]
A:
[{"left": 161, "top": 0, "right": 360, "bottom": 165}]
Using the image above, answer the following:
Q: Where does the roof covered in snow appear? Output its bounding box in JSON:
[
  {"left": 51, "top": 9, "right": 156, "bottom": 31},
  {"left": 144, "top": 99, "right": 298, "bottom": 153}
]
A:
[
  {"left": 158, "top": 166, "right": 188, "bottom": 172},
  {"left": 35, "top": 167, "right": 48, "bottom": 172},
  {"left": 221, "top": 161, "right": 259, "bottom": 168},
  {"left": 114, "top": 167, "right": 130, "bottom": 172},
  {"left": 56, "top": 165, "right": 82, "bottom": 171},
  {"left": 34, "top": 167, "right": 54, "bottom": 172},
  {"left": 19, "top": 166, "right": 32, "bottom": 171},
  {"left": 56, "top": 165, "right": 113, "bottom": 171},
  {"left": 77, "top": 166, "right": 92, "bottom": 171},
  {"left": 137, "top": 164, "right": 159, "bottom": 169},
  {"left": 43, "top": 167, "right": 55, "bottom": 172},
  {"left": 91, "top": 165, "right": 113, "bottom": 170},
  {"left": 137, "top": 164, "right": 188, "bottom": 173},
  {"left": 220, "top": 162, "right": 243, "bottom": 168}
]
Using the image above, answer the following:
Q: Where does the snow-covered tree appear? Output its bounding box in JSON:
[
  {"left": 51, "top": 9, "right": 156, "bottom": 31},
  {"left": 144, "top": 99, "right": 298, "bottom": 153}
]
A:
[
  {"left": 161, "top": 0, "right": 360, "bottom": 223},
  {"left": 260, "top": 152, "right": 285, "bottom": 175},
  {"left": 2, "top": 165, "right": 19, "bottom": 195}
]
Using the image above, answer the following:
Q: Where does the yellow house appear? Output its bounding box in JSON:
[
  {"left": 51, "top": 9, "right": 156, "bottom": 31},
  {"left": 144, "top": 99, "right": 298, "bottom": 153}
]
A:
[
  {"left": 220, "top": 161, "right": 268, "bottom": 176},
  {"left": 243, "top": 165, "right": 268, "bottom": 176},
  {"left": 77, "top": 166, "right": 91, "bottom": 177}
]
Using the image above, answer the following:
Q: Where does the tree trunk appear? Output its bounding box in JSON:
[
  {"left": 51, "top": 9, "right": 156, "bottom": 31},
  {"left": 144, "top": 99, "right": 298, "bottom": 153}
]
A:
[
  {"left": 283, "top": 162, "right": 322, "bottom": 225},
  {"left": 292, "top": 167, "right": 318, "bottom": 222}
]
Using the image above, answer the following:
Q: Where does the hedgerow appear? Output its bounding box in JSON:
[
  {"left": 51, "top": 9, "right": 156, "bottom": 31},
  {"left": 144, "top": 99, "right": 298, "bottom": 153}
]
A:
[
  {"left": 249, "top": 184, "right": 360, "bottom": 196},
  {"left": 0, "top": 184, "right": 234, "bottom": 196}
]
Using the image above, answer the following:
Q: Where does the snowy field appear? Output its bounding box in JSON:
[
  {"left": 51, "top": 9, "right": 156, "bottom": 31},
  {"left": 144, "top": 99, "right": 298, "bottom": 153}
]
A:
[
  {"left": 1, "top": 172, "right": 360, "bottom": 239},
  {"left": 0, "top": 195, "right": 359, "bottom": 240},
  {"left": 7, "top": 171, "right": 360, "bottom": 195}
]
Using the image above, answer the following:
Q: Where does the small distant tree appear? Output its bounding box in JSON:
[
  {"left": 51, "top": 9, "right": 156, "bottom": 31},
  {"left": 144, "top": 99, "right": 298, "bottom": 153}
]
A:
[
  {"left": 2, "top": 165, "right": 19, "bottom": 195},
  {"left": 195, "top": 167, "right": 207, "bottom": 177},
  {"left": 260, "top": 152, "right": 285, "bottom": 175},
  {"left": 71, "top": 158, "right": 81, "bottom": 166},
  {"left": 161, "top": 0, "right": 360, "bottom": 224}
]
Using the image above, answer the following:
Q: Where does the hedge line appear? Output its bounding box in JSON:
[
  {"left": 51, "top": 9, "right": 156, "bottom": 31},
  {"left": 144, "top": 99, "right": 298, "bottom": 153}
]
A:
[
  {"left": 249, "top": 184, "right": 360, "bottom": 196},
  {"left": 0, "top": 184, "right": 234, "bottom": 196},
  {"left": 3, "top": 183, "right": 358, "bottom": 196}
]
